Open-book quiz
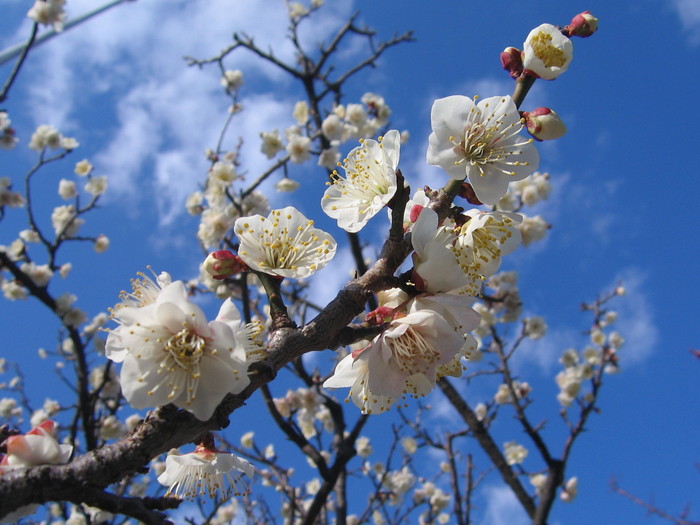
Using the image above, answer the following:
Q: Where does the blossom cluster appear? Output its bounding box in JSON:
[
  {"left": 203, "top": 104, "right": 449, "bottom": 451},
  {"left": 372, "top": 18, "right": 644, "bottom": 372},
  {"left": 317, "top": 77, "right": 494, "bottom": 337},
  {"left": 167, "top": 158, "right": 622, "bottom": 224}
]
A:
[
  {"left": 190, "top": 149, "right": 270, "bottom": 250},
  {"left": 0, "top": 420, "right": 73, "bottom": 523},
  {"left": 258, "top": 92, "right": 395, "bottom": 180},
  {"left": 0, "top": 126, "right": 108, "bottom": 325},
  {"left": 0, "top": 7, "right": 604, "bottom": 521}
]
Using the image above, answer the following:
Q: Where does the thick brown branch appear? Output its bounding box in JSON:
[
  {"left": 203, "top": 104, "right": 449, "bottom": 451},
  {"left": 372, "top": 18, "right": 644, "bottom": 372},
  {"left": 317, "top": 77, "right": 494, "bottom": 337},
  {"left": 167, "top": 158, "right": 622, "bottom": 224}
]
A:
[{"left": 437, "top": 377, "right": 536, "bottom": 518}]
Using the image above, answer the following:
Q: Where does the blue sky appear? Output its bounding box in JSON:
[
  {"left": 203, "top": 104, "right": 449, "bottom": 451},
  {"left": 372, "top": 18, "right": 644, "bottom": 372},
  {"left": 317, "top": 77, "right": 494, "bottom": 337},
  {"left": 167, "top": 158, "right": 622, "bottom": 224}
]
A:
[{"left": 1, "top": 1, "right": 699, "bottom": 524}]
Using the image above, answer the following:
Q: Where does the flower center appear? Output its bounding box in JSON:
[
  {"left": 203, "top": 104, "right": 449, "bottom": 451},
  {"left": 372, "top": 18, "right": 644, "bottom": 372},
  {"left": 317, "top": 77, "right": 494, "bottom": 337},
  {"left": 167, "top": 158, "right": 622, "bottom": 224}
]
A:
[
  {"left": 258, "top": 213, "right": 326, "bottom": 271},
  {"left": 387, "top": 327, "right": 440, "bottom": 376},
  {"left": 330, "top": 138, "right": 391, "bottom": 204},
  {"left": 164, "top": 329, "right": 206, "bottom": 370},
  {"left": 530, "top": 31, "right": 568, "bottom": 68},
  {"left": 452, "top": 121, "right": 500, "bottom": 166}
]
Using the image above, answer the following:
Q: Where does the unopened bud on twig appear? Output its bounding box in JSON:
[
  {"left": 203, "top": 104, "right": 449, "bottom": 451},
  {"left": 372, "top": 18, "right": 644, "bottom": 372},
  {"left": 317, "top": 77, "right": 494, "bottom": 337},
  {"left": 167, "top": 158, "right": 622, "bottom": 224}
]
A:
[
  {"left": 500, "top": 47, "right": 524, "bottom": 78},
  {"left": 522, "top": 107, "right": 567, "bottom": 141},
  {"left": 565, "top": 11, "right": 598, "bottom": 38},
  {"left": 203, "top": 250, "right": 247, "bottom": 280}
]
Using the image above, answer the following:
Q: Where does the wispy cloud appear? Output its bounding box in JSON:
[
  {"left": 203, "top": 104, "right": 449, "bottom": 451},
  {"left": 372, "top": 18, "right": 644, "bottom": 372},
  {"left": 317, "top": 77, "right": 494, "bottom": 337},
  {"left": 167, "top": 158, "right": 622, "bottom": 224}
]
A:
[
  {"left": 511, "top": 325, "right": 579, "bottom": 375},
  {"left": 608, "top": 268, "right": 658, "bottom": 364},
  {"left": 480, "top": 484, "right": 529, "bottom": 525},
  {"left": 671, "top": 0, "right": 700, "bottom": 44},
  {"left": 17, "top": 0, "right": 354, "bottom": 225}
]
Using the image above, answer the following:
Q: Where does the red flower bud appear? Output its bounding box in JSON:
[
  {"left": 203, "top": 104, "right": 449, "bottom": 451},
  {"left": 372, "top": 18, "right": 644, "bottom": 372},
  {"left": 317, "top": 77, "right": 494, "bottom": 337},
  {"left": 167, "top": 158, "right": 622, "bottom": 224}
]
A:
[
  {"left": 203, "top": 250, "right": 247, "bottom": 280},
  {"left": 500, "top": 47, "right": 524, "bottom": 79},
  {"left": 365, "top": 306, "right": 395, "bottom": 325},
  {"left": 522, "top": 107, "right": 567, "bottom": 141},
  {"left": 409, "top": 204, "right": 424, "bottom": 224},
  {"left": 565, "top": 11, "right": 598, "bottom": 38}
]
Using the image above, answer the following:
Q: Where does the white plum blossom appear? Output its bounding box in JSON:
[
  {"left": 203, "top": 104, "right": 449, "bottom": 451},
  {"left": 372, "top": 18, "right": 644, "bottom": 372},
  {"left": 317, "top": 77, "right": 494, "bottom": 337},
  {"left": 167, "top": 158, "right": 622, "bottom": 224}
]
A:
[
  {"left": 321, "top": 130, "right": 400, "bottom": 233},
  {"left": 157, "top": 445, "right": 254, "bottom": 500},
  {"left": 0, "top": 111, "right": 18, "bottom": 150},
  {"left": 362, "top": 92, "right": 391, "bottom": 124},
  {"left": 345, "top": 103, "right": 367, "bottom": 127},
  {"left": 260, "top": 130, "right": 284, "bottom": 158},
  {"left": 427, "top": 95, "right": 539, "bottom": 204},
  {"left": 0, "top": 177, "right": 24, "bottom": 208},
  {"left": 530, "top": 473, "right": 547, "bottom": 496},
  {"left": 84, "top": 176, "right": 108, "bottom": 197},
  {"left": 20, "top": 262, "right": 53, "bottom": 287},
  {"left": 2, "top": 280, "right": 27, "bottom": 300},
  {"left": 1, "top": 420, "right": 72, "bottom": 468},
  {"left": 106, "top": 271, "right": 258, "bottom": 421},
  {"left": 286, "top": 133, "right": 312, "bottom": 164},
  {"left": 27, "top": 0, "right": 66, "bottom": 31},
  {"left": 386, "top": 466, "right": 416, "bottom": 499},
  {"left": 197, "top": 207, "right": 235, "bottom": 248},
  {"left": 518, "top": 214, "right": 550, "bottom": 246},
  {"left": 452, "top": 210, "right": 522, "bottom": 287},
  {"left": 504, "top": 441, "right": 528, "bottom": 465},
  {"left": 288, "top": 2, "right": 308, "bottom": 18},
  {"left": 561, "top": 348, "right": 580, "bottom": 368},
  {"left": 523, "top": 24, "right": 573, "bottom": 80},
  {"left": 28, "top": 125, "right": 77, "bottom": 151},
  {"left": 474, "top": 402, "right": 488, "bottom": 421},
  {"left": 235, "top": 207, "right": 336, "bottom": 279},
  {"left": 494, "top": 383, "right": 512, "bottom": 404},
  {"left": 317, "top": 146, "right": 341, "bottom": 170},
  {"left": 29, "top": 124, "right": 62, "bottom": 150},
  {"left": 275, "top": 177, "right": 300, "bottom": 192},
  {"left": 609, "top": 331, "right": 625, "bottom": 349},
  {"left": 560, "top": 476, "right": 579, "bottom": 502},
  {"left": 208, "top": 162, "right": 237, "bottom": 185},
  {"left": 293, "top": 101, "right": 309, "bottom": 125},
  {"left": 0, "top": 420, "right": 73, "bottom": 523},
  {"left": 19, "top": 229, "right": 40, "bottom": 243},
  {"left": 410, "top": 208, "right": 472, "bottom": 294},
  {"left": 524, "top": 315, "right": 547, "bottom": 339},
  {"left": 51, "top": 204, "right": 84, "bottom": 237},
  {"left": 74, "top": 159, "right": 93, "bottom": 176},
  {"left": 58, "top": 179, "right": 76, "bottom": 199},
  {"left": 401, "top": 436, "right": 418, "bottom": 454},
  {"left": 220, "top": 70, "right": 244, "bottom": 92},
  {"left": 186, "top": 191, "right": 204, "bottom": 216},
  {"left": 429, "top": 489, "right": 450, "bottom": 512},
  {"left": 93, "top": 234, "right": 110, "bottom": 253},
  {"left": 240, "top": 432, "right": 255, "bottom": 449},
  {"left": 324, "top": 289, "right": 479, "bottom": 414},
  {"left": 321, "top": 114, "right": 349, "bottom": 142}
]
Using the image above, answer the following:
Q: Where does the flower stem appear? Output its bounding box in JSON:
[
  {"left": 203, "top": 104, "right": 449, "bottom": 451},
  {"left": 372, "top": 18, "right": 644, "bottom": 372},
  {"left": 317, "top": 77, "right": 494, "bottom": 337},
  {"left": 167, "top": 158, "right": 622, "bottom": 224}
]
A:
[{"left": 512, "top": 76, "right": 536, "bottom": 109}]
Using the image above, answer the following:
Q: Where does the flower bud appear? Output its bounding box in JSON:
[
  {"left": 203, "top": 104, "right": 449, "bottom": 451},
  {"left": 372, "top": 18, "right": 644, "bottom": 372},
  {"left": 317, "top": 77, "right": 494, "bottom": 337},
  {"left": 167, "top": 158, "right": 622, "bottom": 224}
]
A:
[
  {"left": 203, "top": 250, "right": 247, "bottom": 280},
  {"left": 365, "top": 306, "right": 394, "bottom": 325},
  {"left": 566, "top": 11, "right": 598, "bottom": 38},
  {"left": 522, "top": 107, "right": 567, "bottom": 141},
  {"left": 275, "top": 177, "right": 300, "bottom": 192},
  {"left": 409, "top": 204, "right": 424, "bottom": 224},
  {"left": 500, "top": 47, "right": 523, "bottom": 79}
]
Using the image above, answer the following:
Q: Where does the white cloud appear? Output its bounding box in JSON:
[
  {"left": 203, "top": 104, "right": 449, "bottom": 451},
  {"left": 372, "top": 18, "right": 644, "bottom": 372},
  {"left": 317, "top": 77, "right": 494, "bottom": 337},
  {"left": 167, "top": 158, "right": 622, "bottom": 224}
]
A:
[
  {"left": 671, "top": 0, "right": 700, "bottom": 44},
  {"left": 18, "top": 0, "right": 355, "bottom": 225},
  {"left": 480, "top": 484, "right": 529, "bottom": 525},
  {"left": 609, "top": 268, "right": 657, "bottom": 364},
  {"left": 511, "top": 326, "right": 579, "bottom": 375}
]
